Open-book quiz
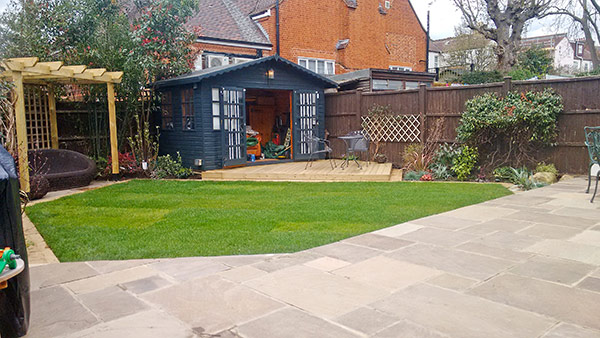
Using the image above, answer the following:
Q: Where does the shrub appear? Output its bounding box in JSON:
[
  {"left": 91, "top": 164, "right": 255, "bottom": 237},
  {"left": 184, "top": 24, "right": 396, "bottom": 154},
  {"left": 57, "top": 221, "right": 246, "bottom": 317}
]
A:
[
  {"left": 403, "top": 144, "right": 432, "bottom": 172},
  {"left": 27, "top": 175, "right": 49, "bottom": 200},
  {"left": 461, "top": 71, "right": 504, "bottom": 85},
  {"left": 451, "top": 146, "right": 478, "bottom": 181},
  {"left": 152, "top": 152, "right": 192, "bottom": 179},
  {"left": 404, "top": 170, "right": 429, "bottom": 181},
  {"left": 432, "top": 143, "right": 461, "bottom": 168},
  {"left": 105, "top": 152, "right": 142, "bottom": 177},
  {"left": 535, "top": 162, "right": 558, "bottom": 175},
  {"left": 493, "top": 166, "right": 514, "bottom": 182},
  {"left": 430, "top": 162, "right": 452, "bottom": 181},
  {"left": 456, "top": 89, "right": 562, "bottom": 169},
  {"left": 510, "top": 167, "right": 547, "bottom": 190}
]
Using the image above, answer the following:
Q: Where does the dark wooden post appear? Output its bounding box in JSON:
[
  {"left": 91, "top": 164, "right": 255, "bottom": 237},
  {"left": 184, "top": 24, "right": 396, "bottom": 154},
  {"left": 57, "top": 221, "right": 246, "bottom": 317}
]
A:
[
  {"left": 419, "top": 84, "right": 427, "bottom": 146},
  {"left": 502, "top": 76, "right": 512, "bottom": 96},
  {"left": 355, "top": 89, "right": 363, "bottom": 131}
]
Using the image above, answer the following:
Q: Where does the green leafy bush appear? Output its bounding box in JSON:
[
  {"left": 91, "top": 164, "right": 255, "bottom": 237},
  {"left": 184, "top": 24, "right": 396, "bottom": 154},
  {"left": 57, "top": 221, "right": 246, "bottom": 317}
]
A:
[
  {"left": 152, "top": 152, "right": 192, "bottom": 179},
  {"left": 507, "top": 68, "right": 536, "bottom": 81},
  {"left": 404, "top": 170, "right": 429, "bottom": 181},
  {"left": 451, "top": 146, "right": 478, "bottom": 181},
  {"left": 456, "top": 89, "right": 562, "bottom": 169},
  {"left": 535, "top": 162, "right": 558, "bottom": 175},
  {"left": 430, "top": 162, "right": 452, "bottom": 181},
  {"left": 493, "top": 166, "right": 514, "bottom": 182},
  {"left": 460, "top": 71, "right": 504, "bottom": 85}
]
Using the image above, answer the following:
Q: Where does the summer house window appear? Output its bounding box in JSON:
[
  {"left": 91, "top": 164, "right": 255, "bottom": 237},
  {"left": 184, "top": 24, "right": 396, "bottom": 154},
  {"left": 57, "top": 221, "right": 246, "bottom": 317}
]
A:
[
  {"left": 298, "top": 57, "right": 335, "bottom": 75},
  {"left": 161, "top": 91, "right": 174, "bottom": 130},
  {"left": 211, "top": 88, "right": 220, "bottom": 130},
  {"left": 181, "top": 88, "right": 194, "bottom": 130}
]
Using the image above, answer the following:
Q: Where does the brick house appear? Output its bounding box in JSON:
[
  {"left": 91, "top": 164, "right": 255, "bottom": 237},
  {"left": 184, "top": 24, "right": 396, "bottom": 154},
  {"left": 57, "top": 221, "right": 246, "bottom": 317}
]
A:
[{"left": 189, "top": 0, "right": 428, "bottom": 75}]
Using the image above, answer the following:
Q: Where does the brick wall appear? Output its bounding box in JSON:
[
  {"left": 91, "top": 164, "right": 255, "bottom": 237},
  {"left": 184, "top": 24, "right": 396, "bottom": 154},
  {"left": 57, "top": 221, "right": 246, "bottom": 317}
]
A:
[
  {"left": 191, "top": 0, "right": 427, "bottom": 74},
  {"left": 261, "top": 0, "right": 427, "bottom": 73}
]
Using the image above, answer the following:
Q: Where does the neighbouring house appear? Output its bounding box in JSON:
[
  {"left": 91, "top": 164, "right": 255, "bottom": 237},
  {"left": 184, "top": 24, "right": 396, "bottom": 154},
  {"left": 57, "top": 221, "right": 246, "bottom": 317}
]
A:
[
  {"left": 154, "top": 55, "right": 337, "bottom": 170},
  {"left": 520, "top": 34, "right": 574, "bottom": 72},
  {"left": 429, "top": 34, "right": 496, "bottom": 77},
  {"left": 330, "top": 68, "right": 435, "bottom": 92},
  {"left": 188, "top": 0, "right": 428, "bottom": 75}
]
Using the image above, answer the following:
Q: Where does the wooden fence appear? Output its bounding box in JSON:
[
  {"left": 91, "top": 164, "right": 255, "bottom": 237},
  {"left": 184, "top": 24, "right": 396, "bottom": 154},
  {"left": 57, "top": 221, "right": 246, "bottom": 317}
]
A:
[{"left": 325, "top": 76, "right": 600, "bottom": 174}]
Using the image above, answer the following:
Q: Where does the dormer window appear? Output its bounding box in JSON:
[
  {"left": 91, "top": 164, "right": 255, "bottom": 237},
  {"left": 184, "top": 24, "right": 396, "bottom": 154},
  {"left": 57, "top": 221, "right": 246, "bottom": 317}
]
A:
[{"left": 298, "top": 57, "right": 335, "bottom": 75}]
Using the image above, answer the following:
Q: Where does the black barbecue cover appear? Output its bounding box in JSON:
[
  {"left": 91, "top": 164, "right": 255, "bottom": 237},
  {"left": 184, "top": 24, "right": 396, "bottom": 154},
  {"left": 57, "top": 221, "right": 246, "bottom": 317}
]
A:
[{"left": 0, "top": 146, "right": 30, "bottom": 337}]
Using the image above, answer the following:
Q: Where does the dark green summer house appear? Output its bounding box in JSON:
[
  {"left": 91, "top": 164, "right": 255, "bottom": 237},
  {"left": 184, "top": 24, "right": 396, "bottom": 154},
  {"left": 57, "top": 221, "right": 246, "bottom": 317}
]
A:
[{"left": 154, "top": 55, "right": 338, "bottom": 170}]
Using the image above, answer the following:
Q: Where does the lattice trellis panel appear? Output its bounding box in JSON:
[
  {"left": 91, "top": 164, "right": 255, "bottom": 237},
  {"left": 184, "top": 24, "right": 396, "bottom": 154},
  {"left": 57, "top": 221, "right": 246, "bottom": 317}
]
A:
[{"left": 361, "top": 115, "right": 421, "bottom": 143}]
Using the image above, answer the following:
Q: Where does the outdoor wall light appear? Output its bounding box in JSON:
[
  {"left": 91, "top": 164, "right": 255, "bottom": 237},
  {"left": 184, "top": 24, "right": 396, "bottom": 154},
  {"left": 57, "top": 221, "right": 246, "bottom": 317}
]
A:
[{"left": 266, "top": 68, "right": 275, "bottom": 79}]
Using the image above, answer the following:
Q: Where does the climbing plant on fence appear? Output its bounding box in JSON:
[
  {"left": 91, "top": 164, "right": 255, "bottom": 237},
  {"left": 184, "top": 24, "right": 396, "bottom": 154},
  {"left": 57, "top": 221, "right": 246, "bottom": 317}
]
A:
[{"left": 456, "top": 88, "right": 563, "bottom": 169}]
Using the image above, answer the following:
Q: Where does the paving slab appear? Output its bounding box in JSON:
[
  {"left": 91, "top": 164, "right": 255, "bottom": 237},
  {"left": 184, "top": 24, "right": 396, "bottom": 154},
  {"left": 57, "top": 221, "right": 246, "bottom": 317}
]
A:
[
  {"left": 444, "top": 205, "right": 518, "bottom": 222},
  {"left": 312, "top": 242, "right": 381, "bottom": 263},
  {"left": 371, "top": 283, "right": 554, "bottom": 338},
  {"left": 149, "top": 257, "right": 229, "bottom": 281},
  {"left": 64, "top": 310, "right": 196, "bottom": 338},
  {"left": 425, "top": 273, "right": 478, "bottom": 291},
  {"left": 30, "top": 262, "right": 98, "bottom": 291},
  {"left": 460, "top": 218, "right": 533, "bottom": 235},
  {"left": 470, "top": 273, "right": 600, "bottom": 330},
  {"left": 524, "top": 239, "right": 600, "bottom": 265},
  {"left": 471, "top": 230, "right": 542, "bottom": 251},
  {"left": 142, "top": 275, "right": 284, "bottom": 334},
  {"left": 551, "top": 206, "right": 600, "bottom": 221},
  {"left": 508, "top": 256, "right": 595, "bottom": 285},
  {"left": 569, "top": 230, "right": 600, "bottom": 247},
  {"left": 217, "top": 265, "right": 268, "bottom": 283},
  {"left": 238, "top": 308, "right": 361, "bottom": 338},
  {"left": 244, "top": 265, "right": 389, "bottom": 318},
  {"left": 87, "top": 259, "right": 154, "bottom": 274},
  {"left": 372, "top": 222, "right": 423, "bottom": 237},
  {"left": 78, "top": 286, "right": 148, "bottom": 322},
  {"left": 303, "top": 256, "right": 351, "bottom": 271},
  {"left": 343, "top": 233, "right": 413, "bottom": 251},
  {"left": 118, "top": 275, "right": 172, "bottom": 294},
  {"left": 251, "top": 251, "right": 323, "bottom": 273},
  {"left": 334, "top": 307, "right": 399, "bottom": 335},
  {"left": 332, "top": 256, "right": 441, "bottom": 291},
  {"left": 371, "top": 320, "right": 451, "bottom": 338},
  {"left": 517, "top": 223, "right": 584, "bottom": 240},
  {"left": 410, "top": 215, "right": 481, "bottom": 230},
  {"left": 399, "top": 227, "right": 477, "bottom": 247},
  {"left": 387, "top": 243, "right": 514, "bottom": 280},
  {"left": 576, "top": 277, "right": 600, "bottom": 293},
  {"left": 65, "top": 265, "right": 157, "bottom": 295},
  {"left": 27, "top": 286, "right": 98, "bottom": 338},
  {"left": 456, "top": 242, "right": 533, "bottom": 262},
  {"left": 506, "top": 210, "right": 596, "bottom": 228},
  {"left": 542, "top": 323, "right": 600, "bottom": 338}
]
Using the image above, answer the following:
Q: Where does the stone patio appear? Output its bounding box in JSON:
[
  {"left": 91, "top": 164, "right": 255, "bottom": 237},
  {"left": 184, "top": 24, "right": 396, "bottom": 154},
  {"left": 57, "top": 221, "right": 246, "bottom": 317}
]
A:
[{"left": 24, "top": 177, "right": 600, "bottom": 338}]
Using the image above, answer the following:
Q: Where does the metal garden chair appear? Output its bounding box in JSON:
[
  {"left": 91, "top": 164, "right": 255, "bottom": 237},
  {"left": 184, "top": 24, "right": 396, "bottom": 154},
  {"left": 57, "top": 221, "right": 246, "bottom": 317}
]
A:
[
  {"left": 584, "top": 126, "right": 600, "bottom": 202},
  {"left": 304, "top": 134, "right": 336, "bottom": 170},
  {"left": 340, "top": 130, "right": 369, "bottom": 170}
]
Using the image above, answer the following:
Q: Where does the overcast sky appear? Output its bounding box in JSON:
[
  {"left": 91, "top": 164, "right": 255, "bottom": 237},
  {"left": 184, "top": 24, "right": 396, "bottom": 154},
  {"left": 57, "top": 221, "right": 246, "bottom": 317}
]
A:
[{"left": 409, "top": 0, "right": 559, "bottom": 40}]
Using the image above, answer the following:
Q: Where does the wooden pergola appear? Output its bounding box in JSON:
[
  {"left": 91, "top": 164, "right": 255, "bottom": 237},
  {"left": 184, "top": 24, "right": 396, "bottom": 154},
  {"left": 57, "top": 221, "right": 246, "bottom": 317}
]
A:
[{"left": 0, "top": 57, "right": 123, "bottom": 192}]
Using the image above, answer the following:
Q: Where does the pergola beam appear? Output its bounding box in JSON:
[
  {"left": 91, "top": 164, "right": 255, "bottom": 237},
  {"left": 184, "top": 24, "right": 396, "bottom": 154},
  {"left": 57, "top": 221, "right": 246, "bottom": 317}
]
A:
[{"left": 0, "top": 57, "right": 124, "bottom": 190}]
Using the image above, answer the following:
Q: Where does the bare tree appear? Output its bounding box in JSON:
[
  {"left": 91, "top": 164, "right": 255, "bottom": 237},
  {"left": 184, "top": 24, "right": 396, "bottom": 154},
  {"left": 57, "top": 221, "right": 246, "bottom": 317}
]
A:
[{"left": 453, "top": 0, "right": 555, "bottom": 71}]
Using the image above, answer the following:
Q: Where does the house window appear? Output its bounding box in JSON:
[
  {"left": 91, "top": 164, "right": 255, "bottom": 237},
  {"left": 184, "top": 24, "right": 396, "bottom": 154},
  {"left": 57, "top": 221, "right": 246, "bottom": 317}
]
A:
[
  {"left": 584, "top": 62, "right": 590, "bottom": 72},
  {"left": 578, "top": 44, "right": 584, "bottom": 54},
  {"left": 389, "top": 66, "right": 412, "bottom": 71},
  {"left": 384, "top": 0, "right": 391, "bottom": 9},
  {"left": 297, "top": 57, "right": 335, "bottom": 75},
  {"left": 233, "top": 57, "right": 252, "bottom": 64},
  {"left": 211, "top": 88, "right": 220, "bottom": 130},
  {"left": 433, "top": 55, "right": 439, "bottom": 68},
  {"left": 161, "top": 91, "right": 173, "bottom": 130},
  {"left": 181, "top": 88, "right": 194, "bottom": 130}
]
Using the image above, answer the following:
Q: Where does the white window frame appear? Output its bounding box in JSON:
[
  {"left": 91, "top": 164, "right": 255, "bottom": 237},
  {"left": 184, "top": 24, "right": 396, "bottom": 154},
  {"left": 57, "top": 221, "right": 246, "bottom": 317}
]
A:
[
  {"left": 297, "top": 57, "right": 335, "bottom": 75},
  {"left": 207, "top": 54, "right": 230, "bottom": 68},
  {"left": 384, "top": 0, "right": 391, "bottom": 9},
  {"left": 389, "top": 66, "right": 412, "bottom": 71},
  {"left": 211, "top": 88, "right": 221, "bottom": 130},
  {"left": 578, "top": 44, "right": 584, "bottom": 54}
]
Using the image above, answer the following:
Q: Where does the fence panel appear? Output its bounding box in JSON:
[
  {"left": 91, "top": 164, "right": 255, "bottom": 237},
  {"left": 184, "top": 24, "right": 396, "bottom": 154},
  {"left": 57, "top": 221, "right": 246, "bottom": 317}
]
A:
[{"left": 325, "top": 76, "right": 600, "bottom": 174}]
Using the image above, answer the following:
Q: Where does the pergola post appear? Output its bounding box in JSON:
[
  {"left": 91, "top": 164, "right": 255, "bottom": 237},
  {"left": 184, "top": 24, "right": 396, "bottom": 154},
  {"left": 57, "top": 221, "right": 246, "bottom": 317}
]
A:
[
  {"left": 48, "top": 84, "right": 59, "bottom": 149},
  {"left": 106, "top": 82, "right": 119, "bottom": 177},
  {"left": 13, "top": 71, "right": 30, "bottom": 192}
]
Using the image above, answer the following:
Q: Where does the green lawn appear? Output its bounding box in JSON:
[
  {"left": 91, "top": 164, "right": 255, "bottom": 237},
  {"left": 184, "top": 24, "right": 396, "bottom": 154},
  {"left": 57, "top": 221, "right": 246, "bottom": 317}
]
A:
[{"left": 26, "top": 180, "right": 511, "bottom": 261}]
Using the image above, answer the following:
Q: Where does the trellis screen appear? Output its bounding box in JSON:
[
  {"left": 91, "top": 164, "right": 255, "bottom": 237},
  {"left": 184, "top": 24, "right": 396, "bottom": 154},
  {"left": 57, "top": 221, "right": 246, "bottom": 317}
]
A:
[{"left": 361, "top": 114, "right": 421, "bottom": 143}]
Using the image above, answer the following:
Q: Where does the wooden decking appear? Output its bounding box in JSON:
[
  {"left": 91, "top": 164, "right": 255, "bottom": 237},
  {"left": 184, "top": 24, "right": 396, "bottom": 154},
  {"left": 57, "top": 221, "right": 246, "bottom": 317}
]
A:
[{"left": 202, "top": 160, "right": 398, "bottom": 182}]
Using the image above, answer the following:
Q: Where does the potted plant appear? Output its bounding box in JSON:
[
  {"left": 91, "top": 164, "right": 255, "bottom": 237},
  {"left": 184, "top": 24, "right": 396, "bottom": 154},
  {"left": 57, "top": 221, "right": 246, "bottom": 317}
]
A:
[{"left": 374, "top": 153, "right": 387, "bottom": 163}]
